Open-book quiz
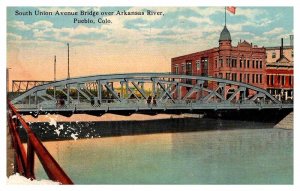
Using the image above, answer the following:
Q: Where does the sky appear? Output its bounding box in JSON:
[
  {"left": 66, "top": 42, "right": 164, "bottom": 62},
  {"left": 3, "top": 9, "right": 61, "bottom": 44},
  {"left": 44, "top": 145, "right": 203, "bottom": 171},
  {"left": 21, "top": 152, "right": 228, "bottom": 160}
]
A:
[{"left": 7, "top": 6, "right": 293, "bottom": 87}]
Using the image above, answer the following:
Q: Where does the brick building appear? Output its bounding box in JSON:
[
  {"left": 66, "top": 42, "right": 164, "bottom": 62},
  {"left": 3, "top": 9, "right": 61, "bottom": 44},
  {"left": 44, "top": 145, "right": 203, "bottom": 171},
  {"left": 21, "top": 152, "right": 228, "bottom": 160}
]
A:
[
  {"left": 265, "top": 36, "right": 294, "bottom": 100},
  {"left": 171, "top": 25, "right": 266, "bottom": 97}
]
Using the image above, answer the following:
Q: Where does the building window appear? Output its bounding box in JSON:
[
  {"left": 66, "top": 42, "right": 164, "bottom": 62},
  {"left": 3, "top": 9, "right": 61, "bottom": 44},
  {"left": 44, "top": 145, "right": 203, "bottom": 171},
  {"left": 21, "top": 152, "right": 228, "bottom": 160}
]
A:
[
  {"left": 247, "top": 60, "right": 250, "bottom": 68},
  {"left": 259, "top": 61, "right": 262, "bottom": 68},
  {"left": 282, "top": 76, "right": 285, "bottom": 85},
  {"left": 232, "top": 73, "right": 237, "bottom": 81},
  {"left": 196, "top": 60, "right": 200, "bottom": 70},
  {"left": 247, "top": 74, "right": 250, "bottom": 83},
  {"left": 256, "top": 60, "right": 259, "bottom": 68},
  {"left": 186, "top": 61, "right": 192, "bottom": 75},
  {"left": 240, "top": 73, "right": 242, "bottom": 82},
  {"left": 219, "top": 73, "right": 223, "bottom": 78},
  {"left": 232, "top": 58, "right": 237, "bottom": 68},
  {"left": 260, "top": 74, "right": 263, "bottom": 84},
  {"left": 214, "top": 59, "right": 217, "bottom": 69},
  {"left": 174, "top": 65, "right": 179, "bottom": 74},
  {"left": 278, "top": 75, "right": 280, "bottom": 84},
  {"left": 226, "top": 57, "right": 230, "bottom": 67},
  {"left": 219, "top": 57, "right": 223, "bottom": 67},
  {"left": 272, "top": 52, "right": 276, "bottom": 58},
  {"left": 267, "top": 75, "right": 269, "bottom": 85},
  {"left": 181, "top": 64, "right": 185, "bottom": 73},
  {"left": 270, "top": 75, "right": 273, "bottom": 85},
  {"left": 226, "top": 73, "right": 230, "bottom": 80},
  {"left": 252, "top": 74, "right": 255, "bottom": 83},
  {"left": 202, "top": 58, "right": 209, "bottom": 76},
  {"left": 252, "top": 60, "right": 255, "bottom": 68},
  {"left": 240, "top": 59, "right": 242, "bottom": 68}
]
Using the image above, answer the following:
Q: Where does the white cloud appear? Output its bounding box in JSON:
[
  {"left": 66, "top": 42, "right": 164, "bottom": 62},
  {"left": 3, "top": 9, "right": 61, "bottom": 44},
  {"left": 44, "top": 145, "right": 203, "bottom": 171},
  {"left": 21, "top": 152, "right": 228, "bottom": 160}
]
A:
[
  {"left": 235, "top": 8, "right": 266, "bottom": 20},
  {"left": 9, "top": 20, "right": 54, "bottom": 31},
  {"left": 232, "top": 31, "right": 254, "bottom": 36},
  {"left": 8, "top": 21, "right": 31, "bottom": 31},
  {"left": 190, "top": 7, "right": 223, "bottom": 17},
  {"left": 7, "top": 33, "right": 22, "bottom": 41},
  {"left": 178, "top": 16, "right": 213, "bottom": 25},
  {"left": 32, "top": 24, "right": 106, "bottom": 43},
  {"left": 263, "top": 27, "right": 285, "bottom": 35},
  {"left": 32, "top": 20, "right": 54, "bottom": 29},
  {"left": 256, "top": 18, "right": 273, "bottom": 27}
]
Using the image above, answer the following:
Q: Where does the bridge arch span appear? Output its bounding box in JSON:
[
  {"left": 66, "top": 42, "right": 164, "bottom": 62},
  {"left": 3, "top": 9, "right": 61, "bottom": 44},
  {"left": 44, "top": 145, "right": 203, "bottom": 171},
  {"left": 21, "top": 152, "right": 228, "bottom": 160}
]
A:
[{"left": 11, "top": 73, "right": 292, "bottom": 117}]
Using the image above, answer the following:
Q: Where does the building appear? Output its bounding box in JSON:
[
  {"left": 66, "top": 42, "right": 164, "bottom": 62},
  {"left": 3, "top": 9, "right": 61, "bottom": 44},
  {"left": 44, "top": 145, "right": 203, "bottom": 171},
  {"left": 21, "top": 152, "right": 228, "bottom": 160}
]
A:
[
  {"left": 265, "top": 36, "right": 294, "bottom": 100},
  {"left": 171, "top": 25, "right": 266, "bottom": 97}
]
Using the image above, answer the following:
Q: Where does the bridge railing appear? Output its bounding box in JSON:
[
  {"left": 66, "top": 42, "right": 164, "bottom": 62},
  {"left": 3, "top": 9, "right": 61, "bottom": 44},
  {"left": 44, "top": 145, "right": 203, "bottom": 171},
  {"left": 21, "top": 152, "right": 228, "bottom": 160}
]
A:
[
  {"left": 13, "top": 97, "right": 283, "bottom": 109},
  {"left": 12, "top": 99, "right": 291, "bottom": 113},
  {"left": 7, "top": 101, "right": 73, "bottom": 184}
]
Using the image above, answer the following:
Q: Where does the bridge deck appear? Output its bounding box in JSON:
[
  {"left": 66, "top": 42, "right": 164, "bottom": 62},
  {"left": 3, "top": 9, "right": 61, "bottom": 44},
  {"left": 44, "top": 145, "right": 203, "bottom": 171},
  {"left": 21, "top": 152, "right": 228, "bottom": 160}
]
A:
[{"left": 14, "top": 102, "right": 293, "bottom": 115}]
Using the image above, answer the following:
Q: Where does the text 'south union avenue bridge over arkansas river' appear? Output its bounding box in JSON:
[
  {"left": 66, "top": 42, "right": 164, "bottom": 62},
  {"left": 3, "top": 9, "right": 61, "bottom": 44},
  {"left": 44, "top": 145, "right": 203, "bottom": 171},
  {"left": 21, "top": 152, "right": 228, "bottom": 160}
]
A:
[{"left": 6, "top": 6, "right": 293, "bottom": 184}]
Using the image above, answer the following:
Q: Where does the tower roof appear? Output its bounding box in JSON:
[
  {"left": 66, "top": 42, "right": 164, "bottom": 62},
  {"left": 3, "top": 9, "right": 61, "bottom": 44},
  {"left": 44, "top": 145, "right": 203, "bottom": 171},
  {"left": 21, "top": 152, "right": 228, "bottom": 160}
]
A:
[{"left": 219, "top": 25, "right": 231, "bottom": 41}]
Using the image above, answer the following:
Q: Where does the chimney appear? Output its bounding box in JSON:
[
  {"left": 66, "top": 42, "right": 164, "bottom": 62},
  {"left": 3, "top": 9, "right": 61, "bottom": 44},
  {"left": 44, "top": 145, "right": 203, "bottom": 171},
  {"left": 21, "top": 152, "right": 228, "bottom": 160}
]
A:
[
  {"left": 280, "top": 38, "right": 284, "bottom": 59},
  {"left": 290, "top": 35, "right": 294, "bottom": 46}
]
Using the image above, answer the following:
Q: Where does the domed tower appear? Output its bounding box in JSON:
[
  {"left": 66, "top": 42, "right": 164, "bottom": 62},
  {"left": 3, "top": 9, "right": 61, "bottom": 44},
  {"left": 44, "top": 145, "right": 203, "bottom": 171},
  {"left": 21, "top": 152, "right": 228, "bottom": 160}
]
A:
[{"left": 219, "top": 25, "right": 232, "bottom": 50}]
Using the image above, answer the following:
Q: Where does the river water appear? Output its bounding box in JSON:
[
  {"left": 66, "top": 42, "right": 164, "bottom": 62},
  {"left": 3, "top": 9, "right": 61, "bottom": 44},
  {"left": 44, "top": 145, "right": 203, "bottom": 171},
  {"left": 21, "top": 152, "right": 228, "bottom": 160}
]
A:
[{"left": 32, "top": 119, "right": 293, "bottom": 184}]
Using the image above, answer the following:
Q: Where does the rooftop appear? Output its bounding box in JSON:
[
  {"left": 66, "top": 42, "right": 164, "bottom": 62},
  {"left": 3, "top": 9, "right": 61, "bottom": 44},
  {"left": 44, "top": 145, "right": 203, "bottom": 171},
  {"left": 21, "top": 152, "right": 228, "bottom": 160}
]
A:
[{"left": 219, "top": 25, "right": 231, "bottom": 41}]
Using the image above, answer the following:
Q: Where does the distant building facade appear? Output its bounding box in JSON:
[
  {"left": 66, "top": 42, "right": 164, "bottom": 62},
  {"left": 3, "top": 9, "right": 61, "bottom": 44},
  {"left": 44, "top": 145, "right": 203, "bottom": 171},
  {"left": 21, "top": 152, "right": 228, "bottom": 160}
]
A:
[
  {"left": 171, "top": 26, "right": 293, "bottom": 100},
  {"left": 171, "top": 25, "right": 266, "bottom": 97},
  {"left": 265, "top": 36, "right": 294, "bottom": 100}
]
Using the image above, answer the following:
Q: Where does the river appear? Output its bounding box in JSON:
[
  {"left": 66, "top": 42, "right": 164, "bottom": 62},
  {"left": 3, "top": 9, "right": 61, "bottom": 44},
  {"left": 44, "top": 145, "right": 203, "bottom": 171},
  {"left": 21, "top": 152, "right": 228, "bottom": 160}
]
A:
[{"left": 31, "top": 118, "right": 293, "bottom": 184}]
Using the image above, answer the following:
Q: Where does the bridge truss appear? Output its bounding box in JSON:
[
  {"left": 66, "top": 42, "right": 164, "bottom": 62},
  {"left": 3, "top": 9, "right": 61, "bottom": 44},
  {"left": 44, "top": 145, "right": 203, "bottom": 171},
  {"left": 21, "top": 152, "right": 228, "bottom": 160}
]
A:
[
  {"left": 12, "top": 80, "right": 52, "bottom": 93},
  {"left": 11, "top": 73, "right": 292, "bottom": 116}
]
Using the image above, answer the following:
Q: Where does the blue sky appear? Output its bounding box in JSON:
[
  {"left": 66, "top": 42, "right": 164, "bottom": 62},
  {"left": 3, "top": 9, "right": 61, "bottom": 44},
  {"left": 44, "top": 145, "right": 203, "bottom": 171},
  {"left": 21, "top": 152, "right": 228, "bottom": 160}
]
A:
[
  {"left": 7, "top": 7, "right": 293, "bottom": 48},
  {"left": 6, "top": 6, "right": 294, "bottom": 81}
]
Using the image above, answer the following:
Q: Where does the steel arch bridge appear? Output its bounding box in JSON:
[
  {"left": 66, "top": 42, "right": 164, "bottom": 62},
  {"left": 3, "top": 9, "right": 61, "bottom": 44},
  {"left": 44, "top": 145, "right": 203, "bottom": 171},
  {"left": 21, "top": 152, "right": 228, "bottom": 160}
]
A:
[{"left": 11, "top": 73, "right": 293, "bottom": 117}]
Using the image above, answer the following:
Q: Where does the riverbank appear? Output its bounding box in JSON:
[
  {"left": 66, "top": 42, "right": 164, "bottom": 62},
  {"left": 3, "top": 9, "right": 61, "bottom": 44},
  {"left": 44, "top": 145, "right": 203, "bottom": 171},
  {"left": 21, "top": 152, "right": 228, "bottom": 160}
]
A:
[{"left": 275, "top": 112, "right": 293, "bottom": 130}]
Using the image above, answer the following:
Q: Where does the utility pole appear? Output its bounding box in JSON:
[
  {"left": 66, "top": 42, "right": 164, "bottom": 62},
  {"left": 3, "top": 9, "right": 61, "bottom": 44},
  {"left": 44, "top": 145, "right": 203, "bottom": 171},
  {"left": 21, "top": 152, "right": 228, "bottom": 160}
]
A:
[
  {"left": 54, "top": 55, "right": 56, "bottom": 81},
  {"left": 6, "top": 67, "right": 11, "bottom": 94},
  {"left": 67, "top": 43, "right": 70, "bottom": 79},
  {"left": 54, "top": 56, "right": 56, "bottom": 99},
  {"left": 67, "top": 43, "right": 70, "bottom": 105},
  {"left": 224, "top": 6, "right": 227, "bottom": 26}
]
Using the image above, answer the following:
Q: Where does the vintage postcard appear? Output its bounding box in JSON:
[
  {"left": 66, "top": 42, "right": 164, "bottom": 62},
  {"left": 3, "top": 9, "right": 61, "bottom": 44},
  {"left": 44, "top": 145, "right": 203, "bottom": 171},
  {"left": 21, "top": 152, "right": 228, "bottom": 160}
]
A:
[{"left": 6, "top": 5, "right": 293, "bottom": 186}]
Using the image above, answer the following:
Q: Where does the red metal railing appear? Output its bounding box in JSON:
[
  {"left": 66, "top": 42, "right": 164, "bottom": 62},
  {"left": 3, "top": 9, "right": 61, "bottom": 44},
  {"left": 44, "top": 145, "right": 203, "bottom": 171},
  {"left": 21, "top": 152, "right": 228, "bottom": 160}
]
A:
[{"left": 7, "top": 101, "right": 73, "bottom": 184}]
